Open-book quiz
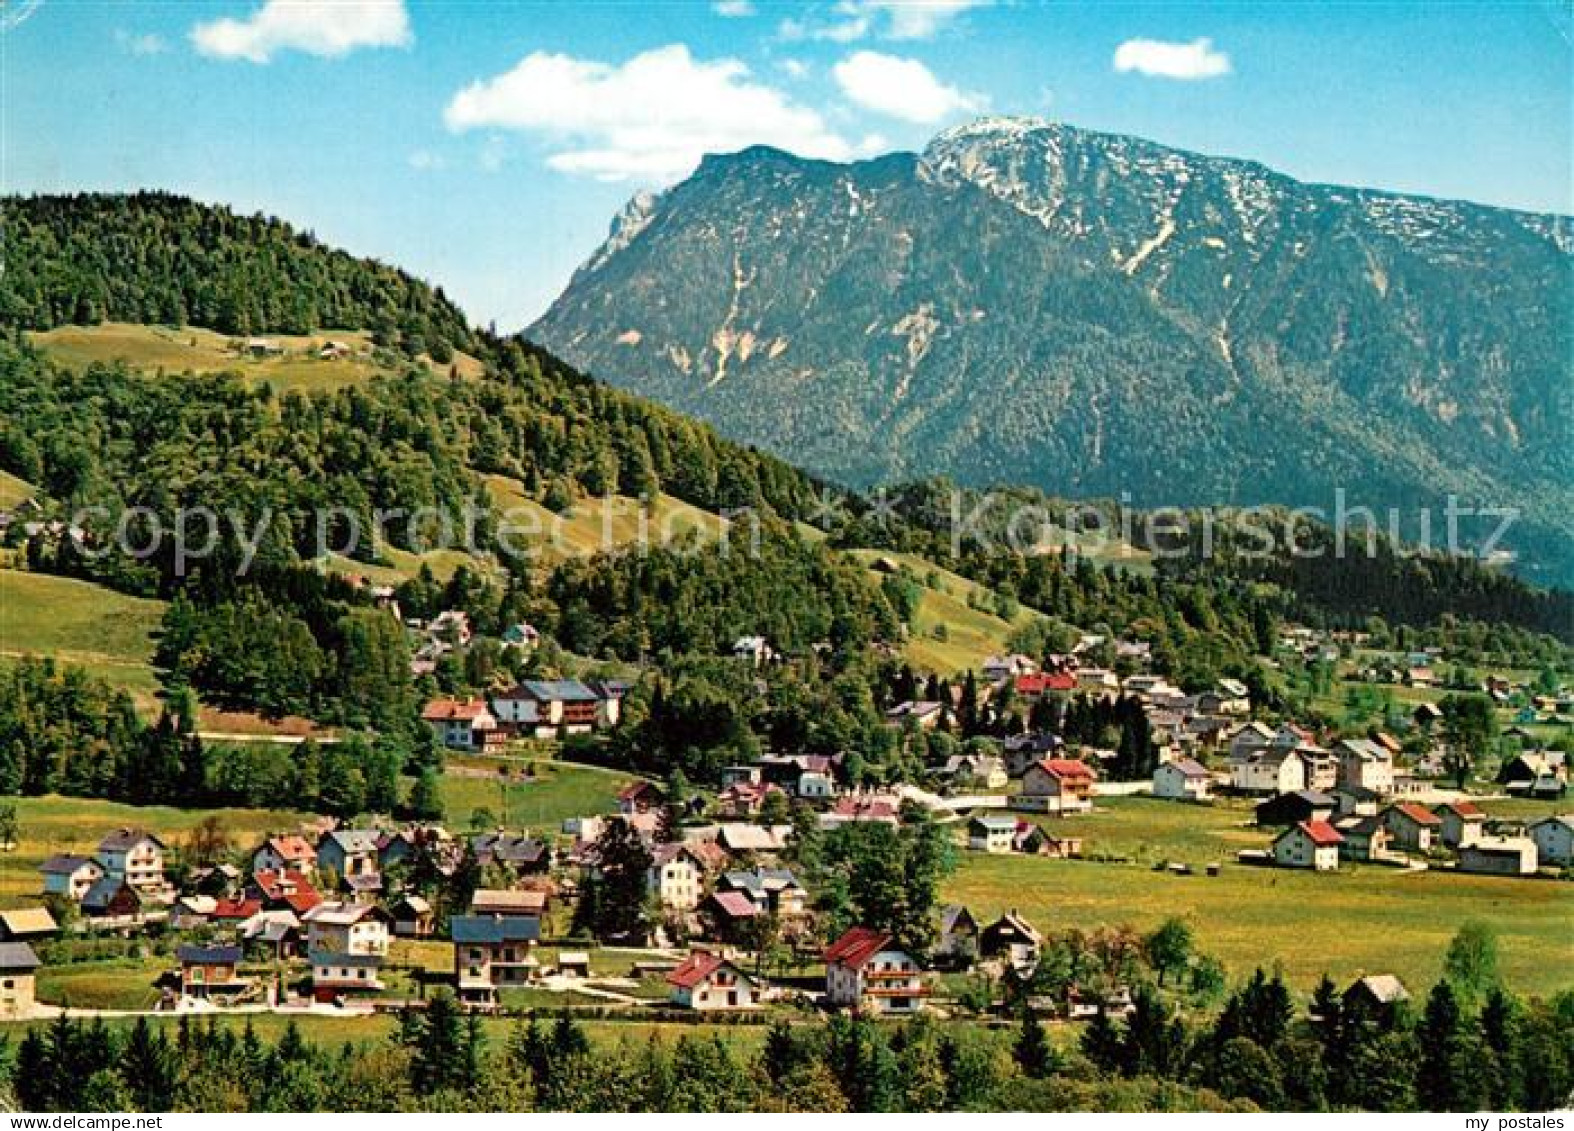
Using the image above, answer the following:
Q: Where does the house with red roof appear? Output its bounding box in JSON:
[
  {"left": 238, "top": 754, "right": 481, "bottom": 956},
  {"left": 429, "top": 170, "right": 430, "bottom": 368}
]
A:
[
  {"left": 250, "top": 869, "right": 323, "bottom": 916},
  {"left": 1272, "top": 820, "right": 1343, "bottom": 871},
  {"left": 824, "top": 927, "right": 927, "bottom": 1015},
  {"left": 1014, "top": 671, "right": 1077, "bottom": 697},
  {"left": 252, "top": 835, "right": 318, "bottom": 877},
  {"left": 1434, "top": 800, "right": 1486, "bottom": 849},
  {"left": 1015, "top": 758, "right": 1097, "bottom": 815},
  {"left": 1381, "top": 803, "right": 1443, "bottom": 853},
  {"left": 665, "top": 951, "right": 758, "bottom": 1010},
  {"left": 420, "top": 697, "right": 502, "bottom": 752}
]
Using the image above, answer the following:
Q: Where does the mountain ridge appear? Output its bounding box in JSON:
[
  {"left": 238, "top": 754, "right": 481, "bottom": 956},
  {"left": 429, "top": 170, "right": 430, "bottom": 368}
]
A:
[{"left": 530, "top": 117, "right": 1574, "bottom": 584}]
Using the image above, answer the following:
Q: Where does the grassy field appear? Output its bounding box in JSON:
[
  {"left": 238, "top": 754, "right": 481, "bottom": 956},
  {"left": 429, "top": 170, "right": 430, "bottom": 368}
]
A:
[
  {"left": 0, "top": 569, "right": 167, "bottom": 709},
  {"left": 483, "top": 474, "right": 730, "bottom": 563},
  {"left": 0, "top": 794, "right": 306, "bottom": 904},
  {"left": 437, "top": 757, "right": 639, "bottom": 833},
  {"left": 28, "top": 323, "right": 486, "bottom": 395},
  {"left": 848, "top": 549, "right": 1047, "bottom": 675},
  {"left": 946, "top": 797, "right": 1574, "bottom": 997},
  {"left": 0, "top": 470, "right": 35, "bottom": 509}
]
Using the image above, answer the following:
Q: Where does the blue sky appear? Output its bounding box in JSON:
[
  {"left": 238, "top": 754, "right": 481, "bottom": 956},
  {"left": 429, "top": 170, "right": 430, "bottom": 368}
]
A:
[{"left": 4, "top": 1, "right": 1570, "bottom": 328}]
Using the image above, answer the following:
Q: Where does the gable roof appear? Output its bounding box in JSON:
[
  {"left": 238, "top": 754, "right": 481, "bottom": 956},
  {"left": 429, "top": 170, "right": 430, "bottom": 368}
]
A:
[
  {"left": 939, "top": 904, "right": 977, "bottom": 935},
  {"left": 39, "top": 854, "right": 99, "bottom": 876},
  {"left": 321, "top": 828, "right": 382, "bottom": 855},
  {"left": 303, "top": 900, "right": 389, "bottom": 926},
  {"left": 260, "top": 834, "right": 317, "bottom": 863},
  {"left": 1348, "top": 974, "right": 1410, "bottom": 1005},
  {"left": 1159, "top": 757, "right": 1210, "bottom": 779},
  {"left": 469, "top": 889, "right": 547, "bottom": 916},
  {"left": 97, "top": 827, "right": 163, "bottom": 852},
  {"left": 708, "top": 890, "right": 760, "bottom": 919},
  {"left": 1033, "top": 758, "right": 1096, "bottom": 780},
  {"left": 1387, "top": 802, "right": 1443, "bottom": 826},
  {"left": 421, "top": 697, "right": 493, "bottom": 722},
  {"left": 1436, "top": 800, "right": 1485, "bottom": 820},
  {"left": 0, "top": 942, "right": 41, "bottom": 971},
  {"left": 498, "top": 679, "right": 600, "bottom": 704},
  {"left": 1293, "top": 820, "right": 1344, "bottom": 847},
  {"left": 450, "top": 915, "right": 541, "bottom": 945},
  {"left": 825, "top": 926, "right": 897, "bottom": 969},
  {"left": 177, "top": 944, "right": 242, "bottom": 965},
  {"left": 0, "top": 907, "right": 57, "bottom": 936},
  {"left": 666, "top": 951, "right": 744, "bottom": 989}
]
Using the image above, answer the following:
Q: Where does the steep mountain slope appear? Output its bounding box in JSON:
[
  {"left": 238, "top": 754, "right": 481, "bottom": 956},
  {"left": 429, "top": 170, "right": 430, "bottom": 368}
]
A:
[{"left": 530, "top": 118, "right": 1574, "bottom": 583}]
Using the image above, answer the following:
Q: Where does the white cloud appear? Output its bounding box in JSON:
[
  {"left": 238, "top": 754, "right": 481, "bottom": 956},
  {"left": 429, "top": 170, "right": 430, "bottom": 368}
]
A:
[
  {"left": 779, "top": 57, "right": 811, "bottom": 79},
  {"left": 1113, "top": 37, "right": 1231, "bottom": 80},
  {"left": 191, "top": 0, "right": 412, "bottom": 63},
  {"left": 712, "top": 0, "right": 755, "bottom": 16},
  {"left": 115, "top": 29, "right": 168, "bottom": 56},
  {"left": 780, "top": 0, "right": 989, "bottom": 43},
  {"left": 832, "top": 50, "right": 983, "bottom": 123},
  {"left": 444, "top": 43, "right": 858, "bottom": 183}
]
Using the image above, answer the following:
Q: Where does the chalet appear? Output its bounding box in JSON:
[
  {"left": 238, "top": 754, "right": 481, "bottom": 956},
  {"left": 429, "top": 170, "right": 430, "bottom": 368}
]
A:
[
  {"left": 1272, "top": 820, "right": 1342, "bottom": 871},
  {"left": 390, "top": 894, "right": 434, "bottom": 938},
  {"left": 452, "top": 915, "right": 541, "bottom": 1004},
  {"left": 1255, "top": 790, "right": 1337, "bottom": 828},
  {"left": 1335, "top": 739, "right": 1396, "bottom": 795},
  {"left": 81, "top": 876, "right": 143, "bottom": 918},
  {"left": 39, "top": 855, "right": 103, "bottom": 902},
  {"left": 302, "top": 901, "right": 390, "bottom": 956},
  {"left": 421, "top": 698, "right": 503, "bottom": 752},
  {"left": 617, "top": 780, "right": 668, "bottom": 815},
  {"left": 979, "top": 911, "right": 1042, "bottom": 970},
  {"left": 824, "top": 927, "right": 927, "bottom": 1015},
  {"left": 885, "top": 700, "right": 946, "bottom": 730},
  {"left": 1381, "top": 803, "right": 1442, "bottom": 853},
  {"left": 0, "top": 908, "right": 56, "bottom": 943},
  {"left": 469, "top": 889, "right": 548, "bottom": 922},
  {"left": 1333, "top": 814, "right": 1392, "bottom": 862},
  {"left": 492, "top": 679, "right": 611, "bottom": 738},
  {"left": 1458, "top": 838, "right": 1538, "bottom": 876},
  {"left": 0, "top": 943, "right": 40, "bottom": 1018},
  {"left": 252, "top": 835, "right": 318, "bottom": 876},
  {"left": 716, "top": 868, "right": 808, "bottom": 918},
  {"left": 936, "top": 905, "right": 979, "bottom": 964},
  {"left": 309, "top": 952, "right": 384, "bottom": 1001},
  {"left": 1015, "top": 758, "right": 1096, "bottom": 815},
  {"left": 316, "top": 829, "right": 382, "bottom": 885},
  {"left": 471, "top": 833, "right": 551, "bottom": 875},
  {"left": 1527, "top": 815, "right": 1574, "bottom": 866},
  {"left": 176, "top": 945, "right": 248, "bottom": 1000},
  {"left": 648, "top": 843, "right": 711, "bottom": 911},
  {"left": 1344, "top": 975, "right": 1410, "bottom": 1019},
  {"left": 968, "top": 815, "right": 1018, "bottom": 854},
  {"left": 95, "top": 828, "right": 165, "bottom": 893},
  {"left": 666, "top": 951, "right": 758, "bottom": 1011},
  {"left": 1153, "top": 757, "right": 1212, "bottom": 802},
  {"left": 1434, "top": 801, "right": 1487, "bottom": 849}
]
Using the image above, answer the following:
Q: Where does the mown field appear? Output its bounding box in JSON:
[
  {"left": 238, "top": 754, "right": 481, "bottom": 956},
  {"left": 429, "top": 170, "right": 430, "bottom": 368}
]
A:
[
  {"left": 0, "top": 569, "right": 167, "bottom": 709},
  {"left": 436, "top": 755, "right": 639, "bottom": 833},
  {"left": 945, "top": 798, "right": 1574, "bottom": 998},
  {"left": 28, "top": 323, "right": 486, "bottom": 393}
]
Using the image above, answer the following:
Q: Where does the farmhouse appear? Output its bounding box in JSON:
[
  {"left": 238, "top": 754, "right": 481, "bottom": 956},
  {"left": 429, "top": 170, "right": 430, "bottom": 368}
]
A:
[
  {"left": 39, "top": 855, "right": 103, "bottom": 901},
  {"left": 1273, "top": 820, "right": 1343, "bottom": 871},
  {"left": 1527, "top": 815, "right": 1574, "bottom": 866},
  {"left": 1434, "top": 801, "right": 1486, "bottom": 849},
  {"left": 824, "top": 927, "right": 927, "bottom": 1015},
  {"left": 1153, "top": 757, "right": 1212, "bottom": 801},
  {"left": 647, "top": 843, "right": 712, "bottom": 911},
  {"left": 1344, "top": 975, "right": 1410, "bottom": 1019},
  {"left": 1015, "top": 758, "right": 1096, "bottom": 815},
  {"left": 979, "top": 911, "right": 1043, "bottom": 971},
  {"left": 492, "top": 679, "right": 614, "bottom": 737},
  {"left": 1457, "top": 838, "right": 1538, "bottom": 876},
  {"left": 666, "top": 951, "right": 758, "bottom": 1011},
  {"left": 0, "top": 943, "right": 40, "bottom": 1018}
]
